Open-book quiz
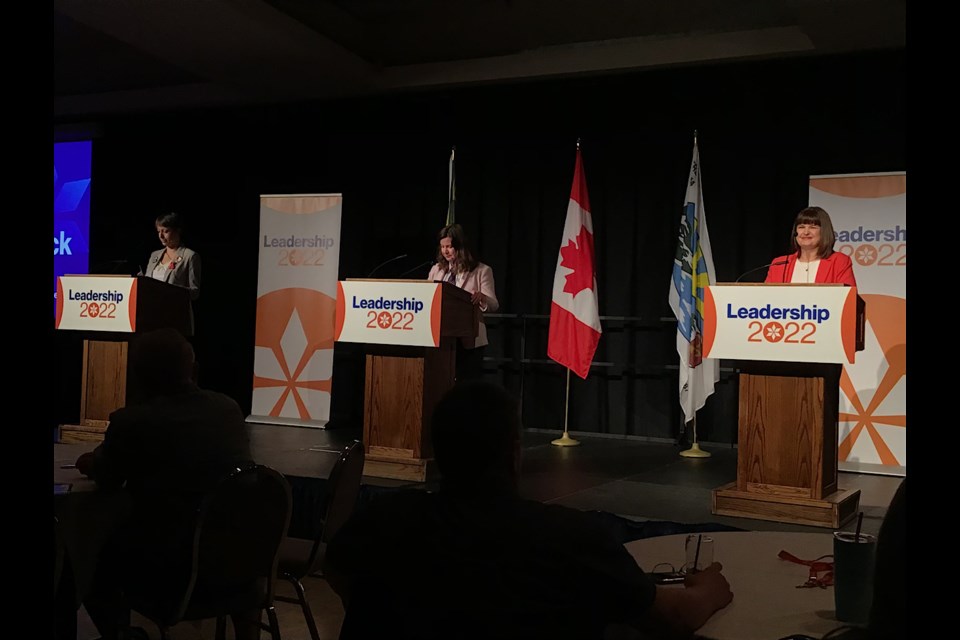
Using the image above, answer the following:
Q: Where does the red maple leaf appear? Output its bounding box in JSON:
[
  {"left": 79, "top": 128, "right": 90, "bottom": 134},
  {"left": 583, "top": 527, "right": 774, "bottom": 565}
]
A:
[{"left": 559, "top": 226, "right": 595, "bottom": 296}]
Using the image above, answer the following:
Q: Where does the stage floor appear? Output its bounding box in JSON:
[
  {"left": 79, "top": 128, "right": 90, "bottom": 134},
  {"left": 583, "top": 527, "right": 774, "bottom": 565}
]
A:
[{"left": 248, "top": 422, "right": 900, "bottom": 537}]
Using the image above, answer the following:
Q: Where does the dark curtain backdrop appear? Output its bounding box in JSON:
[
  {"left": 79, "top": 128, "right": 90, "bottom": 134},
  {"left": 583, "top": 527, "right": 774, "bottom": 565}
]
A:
[{"left": 54, "top": 49, "right": 905, "bottom": 444}]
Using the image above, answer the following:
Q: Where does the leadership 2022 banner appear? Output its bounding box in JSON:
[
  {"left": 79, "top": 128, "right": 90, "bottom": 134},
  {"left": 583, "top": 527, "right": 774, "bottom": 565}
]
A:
[
  {"left": 249, "top": 194, "right": 342, "bottom": 428},
  {"left": 809, "top": 173, "right": 906, "bottom": 476}
]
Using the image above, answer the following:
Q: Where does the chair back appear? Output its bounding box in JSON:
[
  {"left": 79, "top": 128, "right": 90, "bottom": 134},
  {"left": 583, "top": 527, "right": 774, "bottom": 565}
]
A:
[
  {"left": 320, "top": 440, "right": 365, "bottom": 545},
  {"left": 142, "top": 464, "right": 292, "bottom": 625},
  {"left": 54, "top": 516, "right": 64, "bottom": 595}
]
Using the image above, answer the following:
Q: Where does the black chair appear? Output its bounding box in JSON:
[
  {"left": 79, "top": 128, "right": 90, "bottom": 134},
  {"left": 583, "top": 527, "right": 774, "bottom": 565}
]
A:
[
  {"left": 55, "top": 514, "right": 78, "bottom": 640},
  {"left": 126, "top": 464, "right": 292, "bottom": 640},
  {"left": 54, "top": 515, "right": 64, "bottom": 595},
  {"left": 276, "top": 440, "right": 364, "bottom": 640}
]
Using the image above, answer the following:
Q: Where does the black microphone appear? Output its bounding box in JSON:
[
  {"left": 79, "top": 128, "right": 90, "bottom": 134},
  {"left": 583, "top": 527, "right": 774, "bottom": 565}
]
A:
[
  {"left": 367, "top": 254, "right": 408, "bottom": 278},
  {"left": 91, "top": 259, "right": 133, "bottom": 275},
  {"left": 398, "top": 260, "right": 435, "bottom": 278},
  {"left": 734, "top": 260, "right": 788, "bottom": 283}
]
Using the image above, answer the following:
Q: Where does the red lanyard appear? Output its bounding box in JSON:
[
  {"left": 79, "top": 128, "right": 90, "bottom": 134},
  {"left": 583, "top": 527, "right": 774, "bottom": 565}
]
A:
[{"left": 778, "top": 550, "right": 835, "bottom": 588}]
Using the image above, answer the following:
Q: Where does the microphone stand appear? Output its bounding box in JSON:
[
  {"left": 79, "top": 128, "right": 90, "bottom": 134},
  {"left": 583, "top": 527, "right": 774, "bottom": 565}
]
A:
[
  {"left": 734, "top": 260, "right": 789, "bottom": 283},
  {"left": 398, "top": 260, "right": 435, "bottom": 278},
  {"left": 366, "top": 254, "right": 408, "bottom": 278}
]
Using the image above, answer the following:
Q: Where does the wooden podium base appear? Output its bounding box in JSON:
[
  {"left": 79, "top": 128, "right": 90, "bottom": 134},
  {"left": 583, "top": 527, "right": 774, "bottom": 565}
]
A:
[
  {"left": 363, "top": 453, "right": 433, "bottom": 483},
  {"left": 711, "top": 482, "right": 861, "bottom": 528},
  {"left": 57, "top": 423, "right": 107, "bottom": 444}
]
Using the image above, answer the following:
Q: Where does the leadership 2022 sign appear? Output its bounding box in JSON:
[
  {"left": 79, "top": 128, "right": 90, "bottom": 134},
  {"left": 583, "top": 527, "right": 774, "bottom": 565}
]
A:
[
  {"left": 335, "top": 281, "right": 442, "bottom": 347},
  {"left": 55, "top": 276, "right": 137, "bottom": 332},
  {"left": 702, "top": 284, "right": 859, "bottom": 364}
]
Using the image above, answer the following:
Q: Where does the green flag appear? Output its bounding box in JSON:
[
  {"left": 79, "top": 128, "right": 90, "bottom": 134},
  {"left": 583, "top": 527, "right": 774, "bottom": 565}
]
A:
[{"left": 446, "top": 147, "right": 456, "bottom": 225}]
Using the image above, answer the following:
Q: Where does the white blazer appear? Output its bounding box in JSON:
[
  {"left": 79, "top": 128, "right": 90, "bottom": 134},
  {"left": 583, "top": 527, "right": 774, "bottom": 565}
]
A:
[{"left": 427, "top": 262, "right": 499, "bottom": 348}]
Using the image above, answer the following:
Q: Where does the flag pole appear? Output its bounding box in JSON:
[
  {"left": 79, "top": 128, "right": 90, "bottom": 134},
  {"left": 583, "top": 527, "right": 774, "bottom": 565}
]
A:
[
  {"left": 679, "top": 415, "right": 711, "bottom": 458},
  {"left": 677, "top": 129, "right": 711, "bottom": 460},
  {"left": 446, "top": 145, "right": 456, "bottom": 226},
  {"left": 552, "top": 368, "right": 580, "bottom": 447}
]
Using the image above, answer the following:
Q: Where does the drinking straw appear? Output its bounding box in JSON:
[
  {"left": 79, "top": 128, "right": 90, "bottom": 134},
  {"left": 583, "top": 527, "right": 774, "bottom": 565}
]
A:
[
  {"left": 854, "top": 512, "right": 864, "bottom": 542},
  {"left": 692, "top": 534, "right": 703, "bottom": 573}
]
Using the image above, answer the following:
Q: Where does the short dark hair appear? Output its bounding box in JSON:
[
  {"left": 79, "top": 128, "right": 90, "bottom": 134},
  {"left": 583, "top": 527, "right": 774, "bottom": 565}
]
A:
[
  {"left": 431, "top": 381, "right": 520, "bottom": 485},
  {"left": 155, "top": 211, "right": 184, "bottom": 231},
  {"left": 790, "top": 206, "right": 837, "bottom": 258},
  {"left": 130, "top": 328, "right": 195, "bottom": 392}
]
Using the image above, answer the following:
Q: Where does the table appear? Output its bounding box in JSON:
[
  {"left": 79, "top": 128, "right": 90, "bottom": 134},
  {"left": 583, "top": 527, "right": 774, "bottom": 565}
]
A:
[
  {"left": 625, "top": 531, "right": 841, "bottom": 640},
  {"left": 54, "top": 443, "right": 132, "bottom": 600},
  {"left": 54, "top": 442, "right": 98, "bottom": 490}
]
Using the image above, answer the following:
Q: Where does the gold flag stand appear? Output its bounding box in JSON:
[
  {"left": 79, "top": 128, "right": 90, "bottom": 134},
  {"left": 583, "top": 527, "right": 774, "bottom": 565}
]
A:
[
  {"left": 552, "top": 369, "right": 580, "bottom": 447},
  {"left": 679, "top": 415, "right": 710, "bottom": 458}
]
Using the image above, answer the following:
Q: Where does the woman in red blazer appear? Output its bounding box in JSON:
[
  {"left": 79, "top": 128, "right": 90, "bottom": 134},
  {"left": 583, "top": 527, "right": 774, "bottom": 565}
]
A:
[{"left": 765, "top": 206, "right": 857, "bottom": 287}]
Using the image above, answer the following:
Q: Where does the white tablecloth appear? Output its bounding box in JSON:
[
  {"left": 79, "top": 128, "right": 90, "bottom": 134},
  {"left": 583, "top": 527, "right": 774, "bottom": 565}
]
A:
[{"left": 625, "top": 531, "right": 842, "bottom": 640}]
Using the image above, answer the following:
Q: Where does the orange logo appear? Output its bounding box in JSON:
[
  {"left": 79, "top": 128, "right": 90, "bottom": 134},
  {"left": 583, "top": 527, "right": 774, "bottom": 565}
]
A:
[
  {"left": 839, "top": 294, "right": 905, "bottom": 465},
  {"left": 853, "top": 245, "right": 878, "bottom": 266},
  {"left": 836, "top": 243, "right": 905, "bottom": 268},
  {"left": 252, "top": 288, "right": 336, "bottom": 419}
]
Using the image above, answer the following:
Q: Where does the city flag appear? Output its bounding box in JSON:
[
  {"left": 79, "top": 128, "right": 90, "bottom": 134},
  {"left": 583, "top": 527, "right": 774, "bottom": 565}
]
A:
[
  {"left": 668, "top": 140, "right": 719, "bottom": 424},
  {"left": 548, "top": 147, "right": 601, "bottom": 379}
]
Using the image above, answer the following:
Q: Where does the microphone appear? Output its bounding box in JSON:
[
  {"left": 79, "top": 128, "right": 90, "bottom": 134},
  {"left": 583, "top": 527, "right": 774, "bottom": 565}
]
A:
[
  {"left": 367, "top": 254, "right": 408, "bottom": 278},
  {"left": 398, "top": 260, "right": 435, "bottom": 278},
  {"left": 91, "top": 259, "right": 133, "bottom": 275},
  {"left": 734, "top": 260, "right": 788, "bottom": 283}
]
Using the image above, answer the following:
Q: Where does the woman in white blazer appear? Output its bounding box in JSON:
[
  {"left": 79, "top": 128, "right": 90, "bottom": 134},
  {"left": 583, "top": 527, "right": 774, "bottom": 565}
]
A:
[{"left": 427, "top": 223, "right": 498, "bottom": 382}]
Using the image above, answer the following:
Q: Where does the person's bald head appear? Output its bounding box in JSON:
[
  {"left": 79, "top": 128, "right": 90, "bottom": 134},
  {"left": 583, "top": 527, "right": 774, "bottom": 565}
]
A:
[
  {"left": 130, "top": 328, "right": 195, "bottom": 393},
  {"left": 431, "top": 381, "right": 522, "bottom": 488}
]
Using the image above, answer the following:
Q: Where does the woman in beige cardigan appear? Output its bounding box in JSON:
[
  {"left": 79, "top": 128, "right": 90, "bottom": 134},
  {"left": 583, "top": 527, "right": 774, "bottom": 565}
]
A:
[{"left": 427, "top": 223, "right": 498, "bottom": 382}]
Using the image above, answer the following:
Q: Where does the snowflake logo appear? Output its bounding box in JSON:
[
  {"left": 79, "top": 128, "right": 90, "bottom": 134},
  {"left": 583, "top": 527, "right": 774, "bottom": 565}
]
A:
[
  {"left": 252, "top": 290, "right": 336, "bottom": 420},
  {"left": 854, "top": 245, "right": 878, "bottom": 266},
  {"left": 559, "top": 226, "right": 596, "bottom": 297},
  {"left": 764, "top": 321, "right": 784, "bottom": 343},
  {"left": 377, "top": 311, "right": 393, "bottom": 328},
  {"left": 838, "top": 293, "right": 906, "bottom": 466}
]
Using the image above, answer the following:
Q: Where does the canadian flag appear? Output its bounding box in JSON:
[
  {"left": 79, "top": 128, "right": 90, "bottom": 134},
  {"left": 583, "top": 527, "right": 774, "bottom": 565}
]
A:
[{"left": 547, "top": 148, "right": 601, "bottom": 379}]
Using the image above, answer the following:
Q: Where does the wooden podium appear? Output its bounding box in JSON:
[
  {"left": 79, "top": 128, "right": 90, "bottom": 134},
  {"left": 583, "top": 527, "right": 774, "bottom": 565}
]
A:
[
  {"left": 55, "top": 275, "right": 192, "bottom": 442},
  {"left": 702, "top": 283, "right": 865, "bottom": 528},
  {"left": 335, "top": 279, "right": 476, "bottom": 481}
]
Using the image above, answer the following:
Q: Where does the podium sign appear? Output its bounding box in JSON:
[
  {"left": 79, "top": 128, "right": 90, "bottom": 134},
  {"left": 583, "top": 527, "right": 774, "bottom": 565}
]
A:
[
  {"left": 703, "top": 284, "right": 860, "bottom": 364},
  {"left": 335, "top": 280, "right": 442, "bottom": 347},
  {"left": 55, "top": 276, "right": 137, "bottom": 333}
]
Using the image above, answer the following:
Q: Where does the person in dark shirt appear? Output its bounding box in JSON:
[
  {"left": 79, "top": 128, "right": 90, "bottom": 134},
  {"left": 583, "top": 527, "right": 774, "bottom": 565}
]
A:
[
  {"left": 820, "top": 478, "right": 906, "bottom": 640},
  {"left": 867, "top": 478, "right": 905, "bottom": 639},
  {"left": 324, "top": 381, "right": 733, "bottom": 639},
  {"left": 76, "top": 328, "right": 254, "bottom": 640}
]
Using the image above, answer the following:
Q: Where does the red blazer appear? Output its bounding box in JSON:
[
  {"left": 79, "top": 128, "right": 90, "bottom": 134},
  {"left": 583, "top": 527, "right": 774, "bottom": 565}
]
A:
[{"left": 764, "top": 251, "right": 857, "bottom": 287}]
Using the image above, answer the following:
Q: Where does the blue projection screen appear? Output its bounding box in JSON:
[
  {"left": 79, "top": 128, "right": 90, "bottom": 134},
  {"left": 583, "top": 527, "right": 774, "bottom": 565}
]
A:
[{"left": 54, "top": 141, "right": 92, "bottom": 305}]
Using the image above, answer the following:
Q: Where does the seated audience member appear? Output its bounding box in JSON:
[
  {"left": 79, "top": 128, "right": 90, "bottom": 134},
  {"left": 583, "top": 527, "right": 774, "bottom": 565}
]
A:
[
  {"left": 867, "top": 478, "right": 905, "bottom": 639},
  {"left": 324, "top": 381, "right": 733, "bottom": 640},
  {"left": 76, "top": 328, "right": 254, "bottom": 640},
  {"left": 821, "top": 478, "right": 906, "bottom": 640}
]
